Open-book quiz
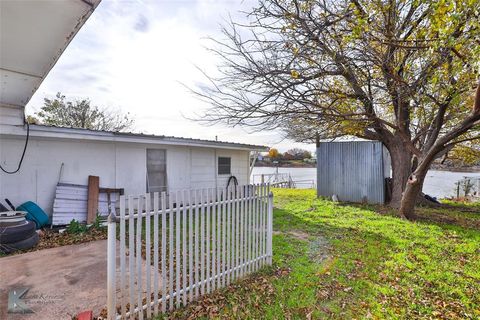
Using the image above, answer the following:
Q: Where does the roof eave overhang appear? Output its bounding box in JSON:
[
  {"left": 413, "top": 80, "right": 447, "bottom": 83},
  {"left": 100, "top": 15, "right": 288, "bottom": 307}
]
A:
[
  {"left": 1, "top": 124, "right": 269, "bottom": 152},
  {"left": 0, "top": 0, "right": 102, "bottom": 108}
]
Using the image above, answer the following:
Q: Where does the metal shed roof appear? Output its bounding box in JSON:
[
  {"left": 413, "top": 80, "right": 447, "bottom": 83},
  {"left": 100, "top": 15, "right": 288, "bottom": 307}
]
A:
[{"left": 0, "top": 0, "right": 101, "bottom": 107}]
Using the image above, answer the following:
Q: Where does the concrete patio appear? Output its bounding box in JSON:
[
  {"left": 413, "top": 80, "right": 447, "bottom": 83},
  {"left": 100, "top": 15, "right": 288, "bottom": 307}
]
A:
[{"left": 0, "top": 240, "right": 111, "bottom": 319}]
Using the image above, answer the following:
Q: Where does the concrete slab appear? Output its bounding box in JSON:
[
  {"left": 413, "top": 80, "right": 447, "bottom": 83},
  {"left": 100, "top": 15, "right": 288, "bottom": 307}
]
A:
[{"left": 0, "top": 240, "right": 111, "bottom": 320}]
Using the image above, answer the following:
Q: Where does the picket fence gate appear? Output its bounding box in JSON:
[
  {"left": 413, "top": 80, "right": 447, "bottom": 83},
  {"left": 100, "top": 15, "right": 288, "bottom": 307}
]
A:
[{"left": 106, "top": 184, "right": 273, "bottom": 319}]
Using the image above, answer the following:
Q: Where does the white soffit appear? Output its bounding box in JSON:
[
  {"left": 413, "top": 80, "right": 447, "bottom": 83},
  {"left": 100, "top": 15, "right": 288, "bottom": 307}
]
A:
[{"left": 0, "top": 0, "right": 101, "bottom": 108}]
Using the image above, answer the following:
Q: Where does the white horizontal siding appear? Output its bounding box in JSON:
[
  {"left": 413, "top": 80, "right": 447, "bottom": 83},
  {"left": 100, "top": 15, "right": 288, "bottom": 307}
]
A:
[{"left": 1, "top": 136, "right": 252, "bottom": 220}]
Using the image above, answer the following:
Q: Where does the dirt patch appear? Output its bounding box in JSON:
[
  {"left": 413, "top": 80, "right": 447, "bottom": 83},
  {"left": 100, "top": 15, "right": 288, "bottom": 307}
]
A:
[
  {"left": 308, "top": 235, "right": 331, "bottom": 264},
  {"left": 274, "top": 230, "right": 311, "bottom": 241},
  {"left": 275, "top": 230, "right": 331, "bottom": 263},
  {"left": 415, "top": 212, "right": 480, "bottom": 230}
]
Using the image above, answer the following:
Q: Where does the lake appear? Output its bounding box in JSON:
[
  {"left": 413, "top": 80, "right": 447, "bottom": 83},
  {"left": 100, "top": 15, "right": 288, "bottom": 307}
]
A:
[{"left": 251, "top": 167, "right": 480, "bottom": 199}]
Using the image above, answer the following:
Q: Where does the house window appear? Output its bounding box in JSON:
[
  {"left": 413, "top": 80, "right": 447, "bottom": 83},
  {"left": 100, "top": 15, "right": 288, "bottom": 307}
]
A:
[
  {"left": 146, "top": 149, "right": 167, "bottom": 193},
  {"left": 218, "top": 157, "right": 231, "bottom": 175}
]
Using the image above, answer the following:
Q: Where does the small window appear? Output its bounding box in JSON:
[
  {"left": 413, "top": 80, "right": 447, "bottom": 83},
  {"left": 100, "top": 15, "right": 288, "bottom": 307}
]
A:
[{"left": 218, "top": 157, "right": 231, "bottom": 175}]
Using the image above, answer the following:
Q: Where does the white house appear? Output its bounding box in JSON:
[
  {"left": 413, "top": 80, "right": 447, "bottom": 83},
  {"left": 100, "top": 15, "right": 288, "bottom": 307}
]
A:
[
  {"left": 0, "top": 123, "right": 266, "bottom": 218},
  {"left": 0, "top": 0, "right": 267, "bottom": 222}
]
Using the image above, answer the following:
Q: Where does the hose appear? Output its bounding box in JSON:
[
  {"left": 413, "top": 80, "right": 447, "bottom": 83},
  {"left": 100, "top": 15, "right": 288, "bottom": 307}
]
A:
[{"left": 0, "top": 121, "right": 30, "bottom": 174}]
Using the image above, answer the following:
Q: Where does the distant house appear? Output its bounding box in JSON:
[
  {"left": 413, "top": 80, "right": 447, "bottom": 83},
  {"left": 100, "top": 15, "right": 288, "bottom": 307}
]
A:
[{"left": 0, "top": 0, "right": 267, "bottom": 223}]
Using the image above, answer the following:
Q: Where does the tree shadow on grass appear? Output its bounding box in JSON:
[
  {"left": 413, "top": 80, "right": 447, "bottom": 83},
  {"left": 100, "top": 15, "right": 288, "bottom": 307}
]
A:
[{"left": 335, "top": 201, "right": 480, "bottom": 231}]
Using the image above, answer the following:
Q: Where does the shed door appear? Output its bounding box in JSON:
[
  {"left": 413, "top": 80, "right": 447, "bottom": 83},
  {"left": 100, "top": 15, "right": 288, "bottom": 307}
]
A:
[{"left": 146, "top": 149, "right": 167, "bottom": 193}]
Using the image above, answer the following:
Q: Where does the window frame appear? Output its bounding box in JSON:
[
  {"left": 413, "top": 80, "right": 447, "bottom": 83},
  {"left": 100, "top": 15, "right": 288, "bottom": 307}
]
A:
[
  {"left": 146, "top": 148, "right": 168, "bottom": 193},
  {"left": 217, "top": 156, "right": 232, "bottom": 175}
]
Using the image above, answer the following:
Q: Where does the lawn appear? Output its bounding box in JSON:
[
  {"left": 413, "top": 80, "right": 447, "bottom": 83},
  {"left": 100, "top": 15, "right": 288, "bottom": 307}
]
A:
[{"left": 164, "top": 189, "right": 480, "bottom": 319}]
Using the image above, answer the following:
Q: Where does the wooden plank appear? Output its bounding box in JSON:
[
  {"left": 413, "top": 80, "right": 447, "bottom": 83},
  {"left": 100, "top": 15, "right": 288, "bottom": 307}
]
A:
[
  {"left": 53, "top": 182, "right": 120, "bottom": 226},
  {"left": 264, "top": 184, "right": 269, "bottom": 265},
  {"left": 245, "top": 186, "right": 249, "bottom": 274},
  {"left": 249, "top": 185, "right": 254, "bottom": 273},
  {"left": 253, "top": 184, "right": 258, "bottom": 272},
  {"left": 188, "top": 189, "right": 194, "bottom": 302},
  {"left": 221, "top": 188, "right": 227, "bottom": 288},
  {"left": 206, "top": 188, "right": 211, "bottom": 293},
  {"left": 136, "top": 197, "right": 144, "bottom": 320},
  {"left": 145, "top": 194, "right": 152, "bottom": 318},
  {"left": 235, "top": 185, "right": 240, "bottom": 279},
  {"left": 211, "top": 188, "right": 217, "bottom": 292},
  {"left": 261, "top": 185, "right": 265, "bottom": 266},
  {"left": 87, "top": 175, "right": 100, "bottom": 224},
  {"left": 128, "top": 196, "right": 136, "bottom": 320},
  {"left": 239, "top": 186, "right": 244, "bottom": 278},
  {"left": 267, "top": 184, "right": 272, "bottom": 265},
  {"left": 175, "top": 190, "right": 181, "bottom": 308},
  {"left": 194, "top": 190, "right": 200, "bottom": 299},
  {"left": 216, "top": 187, "right": 222, "bottom": 289},
  {"left": 226, "top": 185, "right": 231, "bottom": 285},
  {"left": 257, "top": 185, "right": 262, "bottom": 268},
  {"left": 200, "top": 189, "right": 205, "bottom": 295},
  {"left": 99, "top": 187, "right": 124, "bottom": 195},
  {"left": 161, "top": 192, "right": 167, "bottom": 313},
  {"left": 182, "top": 190, "right": 188, "bottom": 306},
  {"left": 169, "top": 193, "right": 174, "bottom": 311},
  {"left": 153, "top": 192, "right": 160, "bottom": 315},
  {"left": 119, "top": 195, "right": 127, "bottom": 319},
  {"left": 244, "top": 185, "right": 249, "bottom": 275},
  {"left": 230, "top": 185, "right": 235, "bottom": 282}
]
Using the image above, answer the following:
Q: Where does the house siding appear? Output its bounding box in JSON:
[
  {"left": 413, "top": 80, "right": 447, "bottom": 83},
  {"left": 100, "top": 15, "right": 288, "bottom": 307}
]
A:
[{"left": 0, "top": 135, "right": 251, "bottom": 218}]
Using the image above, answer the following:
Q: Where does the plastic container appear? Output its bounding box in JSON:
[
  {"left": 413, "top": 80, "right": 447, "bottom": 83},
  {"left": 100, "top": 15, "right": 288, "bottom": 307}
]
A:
[{"left": 16, "top": 201, "right": 49, "bottom": 229}]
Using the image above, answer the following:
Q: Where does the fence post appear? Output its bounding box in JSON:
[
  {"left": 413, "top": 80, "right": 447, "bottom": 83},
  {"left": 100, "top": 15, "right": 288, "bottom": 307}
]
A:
[
  {"left": 107, "top": 212, "right": 117, "bottom": 320},
  {"left": 267, "top": 191, "right": 273, "bottom": 265}
]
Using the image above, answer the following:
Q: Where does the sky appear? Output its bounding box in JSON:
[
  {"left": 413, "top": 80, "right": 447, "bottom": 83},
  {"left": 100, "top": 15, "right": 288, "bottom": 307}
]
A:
[{"left": 26, "top": 0, "right": 316, "bottom": 153}]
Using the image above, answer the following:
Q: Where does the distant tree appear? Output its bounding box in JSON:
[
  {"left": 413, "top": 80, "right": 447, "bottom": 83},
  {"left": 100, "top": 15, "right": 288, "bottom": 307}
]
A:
[
  {"left": 283, "top": 152, "right": 295, "bottom": 160},
  {"left": 34, "top": 92, "right": 134, "bottom": 132},
  {"left": 268, "top": 148, "right": 280, "bottom": 159},
  {"left": 286, "top": 148, "right": 311, "bottom": 160}
]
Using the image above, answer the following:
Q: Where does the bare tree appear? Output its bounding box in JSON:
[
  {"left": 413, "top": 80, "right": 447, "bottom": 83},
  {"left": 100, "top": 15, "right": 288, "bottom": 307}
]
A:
[
  {"left": 34, "top": 92, "right": 134, "bottom": 132},
  {"left": 193, "top": 0, "right": 480, "bottom": 219}
]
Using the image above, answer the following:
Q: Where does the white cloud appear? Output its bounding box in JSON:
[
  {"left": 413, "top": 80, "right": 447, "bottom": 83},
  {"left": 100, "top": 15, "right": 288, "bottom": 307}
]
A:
[{"left": 26, "top": 0, "right": 316, "bottom": 153}]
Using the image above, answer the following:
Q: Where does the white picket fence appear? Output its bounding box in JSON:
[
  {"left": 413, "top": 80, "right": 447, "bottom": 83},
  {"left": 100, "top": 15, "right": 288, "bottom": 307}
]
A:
[{"left": 106, "top": 184, "right": 273, "bottom": 319}]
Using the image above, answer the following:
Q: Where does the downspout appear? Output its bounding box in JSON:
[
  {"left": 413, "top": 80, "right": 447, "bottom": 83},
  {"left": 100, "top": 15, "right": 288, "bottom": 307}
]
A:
[
  {"left": 249, "top": 151, "right": 259, "bottom": 183},
  {"left": 214, "top": 149, "right": 218, "bottom": 190}
]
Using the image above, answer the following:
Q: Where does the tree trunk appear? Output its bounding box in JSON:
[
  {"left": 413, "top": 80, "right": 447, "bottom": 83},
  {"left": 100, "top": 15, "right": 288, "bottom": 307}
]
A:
[
  {"left": 399, "top": 170, "right": 427, "bottom": 219},
  {"left": 388, "top": 143, "right": 413, "bottom": 209}
]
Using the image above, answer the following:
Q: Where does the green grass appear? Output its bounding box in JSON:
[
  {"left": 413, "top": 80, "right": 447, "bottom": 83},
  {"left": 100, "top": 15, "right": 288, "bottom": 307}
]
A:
[{"left": 159, "top": 189, "right": 480, "bottom": 319}]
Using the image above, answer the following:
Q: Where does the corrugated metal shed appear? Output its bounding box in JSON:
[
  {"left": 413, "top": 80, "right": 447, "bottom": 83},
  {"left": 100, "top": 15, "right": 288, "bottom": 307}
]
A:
[{"left": 317, "top": 141, "right": 389, "bottom": 204}]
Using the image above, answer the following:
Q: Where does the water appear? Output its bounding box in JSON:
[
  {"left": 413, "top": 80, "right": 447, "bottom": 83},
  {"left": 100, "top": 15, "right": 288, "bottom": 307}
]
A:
[{"left": 251, "top": 167, "right": 480, "bottom": 199}]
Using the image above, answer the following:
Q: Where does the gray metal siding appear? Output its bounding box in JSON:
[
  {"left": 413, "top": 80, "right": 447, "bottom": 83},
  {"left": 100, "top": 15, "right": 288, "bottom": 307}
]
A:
[{"left": 317, "top": 141, "right": 386, "bottom": 204}]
